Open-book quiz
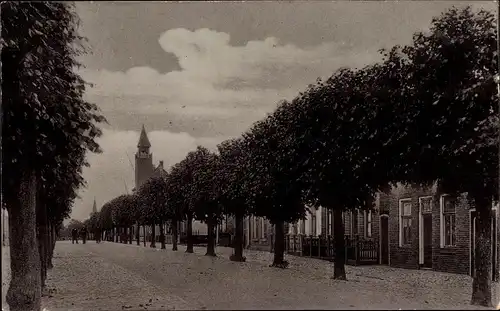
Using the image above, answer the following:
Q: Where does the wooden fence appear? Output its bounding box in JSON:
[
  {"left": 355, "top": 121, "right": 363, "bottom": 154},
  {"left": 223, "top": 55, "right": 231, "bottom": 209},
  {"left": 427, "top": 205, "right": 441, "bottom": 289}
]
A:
[{"left": 284, "top": 234, "right": 379, "bottom": 266}]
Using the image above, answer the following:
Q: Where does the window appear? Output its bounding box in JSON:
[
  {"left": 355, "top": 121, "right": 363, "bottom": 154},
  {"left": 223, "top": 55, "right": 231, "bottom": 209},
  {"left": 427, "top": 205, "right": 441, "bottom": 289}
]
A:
[
  {"left": 252, "top": 217, "right": 257, "bottom": 239},
  {"left": 327, "top": 210, "right": 333, "bottom": 236},
  {"left": 420, "top": 197, "right": 433, "bottom": 214},
  {"left": 352, "top": 211, "right": 358, "bottom": 236},
  {"left": 292, "top": 223, "right": 298, "bottom": 235},
  {"left": 311, "top": 211, "right": 317, "bottom": 236},
  {"left": 441, "top": 195, "right": 456, "bottom": 247},
  {"left": 365, "top": 211, "right": 373, "bottom": 238},
  {"left": 343, "top": 211, "right": 350, "bottom": 236},
  {"left": 263, "top": 219, "right": 268, "bottom": 239},
  {"left": 300, "top": 219, "right": 306, "bottom": 235},
  {"left": 400, "top": 200, "right": 412, "bottom": 246}
]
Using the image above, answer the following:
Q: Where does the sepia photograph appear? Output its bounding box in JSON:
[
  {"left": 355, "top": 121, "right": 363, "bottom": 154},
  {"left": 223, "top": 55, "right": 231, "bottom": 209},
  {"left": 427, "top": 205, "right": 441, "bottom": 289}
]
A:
[{"left": 1, "top": 1, "right": 500, "bottom": 310}]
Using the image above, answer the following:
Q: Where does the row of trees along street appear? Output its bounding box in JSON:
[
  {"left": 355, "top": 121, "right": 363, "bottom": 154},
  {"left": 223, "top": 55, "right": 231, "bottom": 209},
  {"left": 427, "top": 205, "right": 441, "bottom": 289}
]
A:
[
  {"left": 2, "top": 3, "right": 107, "bottom": 311},
  {"left": 87, "top": 7, "right": 499, "bottom": 307},
  {"left": 2, "top": 2, "right": 498, "bottom": 310}
]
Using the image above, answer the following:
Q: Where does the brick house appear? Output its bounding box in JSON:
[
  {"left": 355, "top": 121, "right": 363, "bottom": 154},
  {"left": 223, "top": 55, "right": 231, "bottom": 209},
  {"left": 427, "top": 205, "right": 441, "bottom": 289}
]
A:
[{"left": 381, "top": 184, "right": 499, "bottom": 278}]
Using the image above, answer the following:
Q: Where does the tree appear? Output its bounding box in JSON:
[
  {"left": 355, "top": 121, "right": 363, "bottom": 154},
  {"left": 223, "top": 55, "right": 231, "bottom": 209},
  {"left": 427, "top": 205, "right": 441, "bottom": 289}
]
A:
[
  {"left": 164, "top": 167, "right": 187, "bottom": 251},
  {"left": 38, "top": 146, "right": 88, "bottom": 285},
  {"left": 242, "top": 108, "right": 308, "bottom": 268},
  {"left": 217, "top": 138, "right": 253, "bottom": 262},
  {"left": 269, "top": 66, "right": 394, "bottom": 280},
  {"left": 136, "top": 176, "right": 169, "bottom": 249},
  {"left": 110, "top": 194, "right": 137, "bottom": 244},
  {"left": 2, "top": 3, "right": 105, "bottom": 310},
  {"left": 166, "top": 150, "right": 206, "bottom": 253},
  {"left": 188, "top": 147, "right": 223, "bottom": 257},
  {"left": 99, "top": 201, "right": 114, "bottom": 242},
  {"left": 375, "top": 7, "right": 498, "bottom": 307},
  {"left": 89, "top": 211, "right": 100, "bottom": 240}
]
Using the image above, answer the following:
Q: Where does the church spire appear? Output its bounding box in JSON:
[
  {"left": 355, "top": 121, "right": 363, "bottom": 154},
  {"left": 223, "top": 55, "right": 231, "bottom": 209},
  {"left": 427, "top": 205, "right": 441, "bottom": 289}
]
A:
[
  {"left": 137, "top": 124, "right": 151, "bottom": 148},
  {"left": 92, "top": 197, "right": 97, "bottom": 213}
]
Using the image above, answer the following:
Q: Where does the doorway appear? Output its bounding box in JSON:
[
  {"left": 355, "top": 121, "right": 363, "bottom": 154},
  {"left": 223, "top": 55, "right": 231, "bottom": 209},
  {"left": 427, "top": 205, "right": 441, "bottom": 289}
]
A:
[
  {"left": 380, "top": 215, "right": 389, "bottom": 265},
  {"left": 422, "top": 214, "right": 432, "bottom": 268}
]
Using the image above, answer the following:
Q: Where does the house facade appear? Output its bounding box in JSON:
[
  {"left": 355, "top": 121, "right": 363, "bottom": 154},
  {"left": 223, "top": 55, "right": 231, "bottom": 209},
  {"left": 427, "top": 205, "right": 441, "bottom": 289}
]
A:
[
  {"left": 246, "top": 200, "right": 385, "bottom": 264},
  {"left": 382, "top": 184, "right": 498, "bottom": 278},
  {"left": 251, "top": 184, "right": 498, "bottom": 278}
]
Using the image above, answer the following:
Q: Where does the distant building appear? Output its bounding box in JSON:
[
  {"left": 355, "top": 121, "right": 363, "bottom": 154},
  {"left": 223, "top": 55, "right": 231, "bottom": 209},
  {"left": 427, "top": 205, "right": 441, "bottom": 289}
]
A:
[{"left": 92, "top": 198, "right": 97, "bottom": 214}]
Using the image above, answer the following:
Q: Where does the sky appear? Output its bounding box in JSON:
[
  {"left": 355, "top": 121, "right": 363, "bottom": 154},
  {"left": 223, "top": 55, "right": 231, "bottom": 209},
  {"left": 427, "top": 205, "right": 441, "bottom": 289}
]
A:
[{"left": 70, "top": 1, "right": 494, "bottom": 221}]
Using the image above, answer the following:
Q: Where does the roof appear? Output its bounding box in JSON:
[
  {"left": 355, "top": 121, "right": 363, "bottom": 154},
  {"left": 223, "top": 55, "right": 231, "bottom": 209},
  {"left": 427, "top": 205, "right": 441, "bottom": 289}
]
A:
[
  {"left": 151, "top": 161, "right": 168, "bottom": 179},
  {"left": 137, "top": 124, "right": 151, "bottom": 148}
]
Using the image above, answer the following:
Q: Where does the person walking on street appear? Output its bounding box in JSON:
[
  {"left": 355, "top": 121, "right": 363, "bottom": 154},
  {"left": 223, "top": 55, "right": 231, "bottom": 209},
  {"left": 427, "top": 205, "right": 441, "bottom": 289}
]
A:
[
  {"left": 95, "top": 226, "right": 101, "bottom": 243},
  {"left": 72, "top": 228, "right": 79, "bottom": 244},
  {"left": 81, "top": 226, "right": 88, "bottom": 244}
]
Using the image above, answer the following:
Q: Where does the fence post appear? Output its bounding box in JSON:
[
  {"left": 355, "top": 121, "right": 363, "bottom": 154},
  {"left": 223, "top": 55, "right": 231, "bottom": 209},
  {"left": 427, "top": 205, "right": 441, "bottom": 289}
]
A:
[
  {"left": 309, "top": 235, "right": 313, "bottom": 257},
  {"left": 299, "top": 234, "right": 303, "bottom": 256},
  {"left": 318, "top": 235, "right": 322, "bottom": 258},
  {"left": 355, "top": 235, "right": 360, "bottom": 266},
  {"left": 344, "top": 235, "right": 348, "bottom": 263},
  {"left": 327, "top": 235, "right": 331, "bottom": 258}
]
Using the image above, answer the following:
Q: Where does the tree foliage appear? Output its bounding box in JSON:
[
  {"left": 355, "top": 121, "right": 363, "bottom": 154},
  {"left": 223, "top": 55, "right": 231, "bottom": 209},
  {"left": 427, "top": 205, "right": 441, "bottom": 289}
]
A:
[
  {"left": 110, "top": 194, "right": 138, "bottom": 228},
  {"left": 2, "top": 2, "right": 106, "bottom": 205},
  {"left": 374, "top": 7, "right": 498, "bottom": 306},
  {"left": 136, "top": 176, "right": 169, "bottom": 225},
  {"left": 216, "top": 138, "right": 253, "bottom": 217}
]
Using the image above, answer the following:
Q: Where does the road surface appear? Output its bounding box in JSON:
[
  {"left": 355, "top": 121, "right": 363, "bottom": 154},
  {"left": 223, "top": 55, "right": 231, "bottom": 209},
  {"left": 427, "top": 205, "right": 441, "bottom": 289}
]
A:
[{"left": 2, "top": 241, "right": 499, "bottom": 310}]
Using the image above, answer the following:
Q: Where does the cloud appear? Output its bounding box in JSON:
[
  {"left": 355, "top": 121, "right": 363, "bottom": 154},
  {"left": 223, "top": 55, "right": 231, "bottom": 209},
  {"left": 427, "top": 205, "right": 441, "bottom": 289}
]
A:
[
  {"left": 79, "top": 28, "right": 382, "bottom": 136},
  {"left": 70, "top": 128, "right": 224, "bottom": 221},
  {"left": 71, "top": 28, "right": 383, "bottom": 220}
]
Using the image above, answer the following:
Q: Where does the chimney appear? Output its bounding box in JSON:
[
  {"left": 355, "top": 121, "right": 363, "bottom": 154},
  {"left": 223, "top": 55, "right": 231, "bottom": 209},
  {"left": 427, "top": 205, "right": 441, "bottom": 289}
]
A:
[{"left": 159, "top": 161, "right": 164, "bottom": 168}]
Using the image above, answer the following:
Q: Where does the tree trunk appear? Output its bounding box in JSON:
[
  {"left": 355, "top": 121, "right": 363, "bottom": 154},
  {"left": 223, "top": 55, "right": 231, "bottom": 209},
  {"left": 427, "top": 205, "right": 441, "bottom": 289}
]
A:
[
  {"left": 150, "top": 224, "right": 156, "bottom": 248},
  {"left": 129, "top": 226, "right": 133, "bottom": 244},
  {"left": 36, "top": 198, "right": 48, "bottom": 288},
  {"left": 136, "top": 223, "right": 140, "bottom": 245},
  {"left": 172, "top": 220, "right": 178, "bottom": 251},
  {"left": 205, "top": 214, "right": 216, "bottom": 256},
  {"left": 471, "top": 197, "right": 492, "bottom": 307},
  {"left": 271, "top": 220, "right": 287, "bottom": 268},
  {"left": 143, "top": 225, "right": 147, "bottom": 247},
  {"left": 114, "top": 227, "right": 118, "bottom": 243},
  {"left": 186, "top": 214, "right": 194, "bottom": 253},
  {"left": 6, "top": 171, "right": 42, "bottom": 311},
  {"left": 333, "top": 209, "right": 347, "bottom": 280},
  {"left": 160, "top": 221, "right": 166, "bottom": 249},
  {"left": 230, "top": 213, "right": 245, "bottom": 262},
  {"left": 47, "top": 222, "right": 54, "bottom": 269}
]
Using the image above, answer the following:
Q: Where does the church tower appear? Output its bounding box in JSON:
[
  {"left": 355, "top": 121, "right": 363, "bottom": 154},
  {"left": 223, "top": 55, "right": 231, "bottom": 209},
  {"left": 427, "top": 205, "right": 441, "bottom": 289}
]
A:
[
  {"left": 135, "top": 125, "right": 153, "bottom": 190},
  {"left": 92, "top": 197, "right": 97, "bottom": 213}
]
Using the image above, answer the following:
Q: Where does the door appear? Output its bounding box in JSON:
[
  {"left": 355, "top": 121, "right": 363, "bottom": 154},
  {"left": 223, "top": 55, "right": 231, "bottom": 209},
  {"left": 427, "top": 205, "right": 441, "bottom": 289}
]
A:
[
  {"left": 380, "top": 215, "right": 389, "bottom": 265},
  {"left": 422, "top": 214, "right": 432, "bottom": 268}
]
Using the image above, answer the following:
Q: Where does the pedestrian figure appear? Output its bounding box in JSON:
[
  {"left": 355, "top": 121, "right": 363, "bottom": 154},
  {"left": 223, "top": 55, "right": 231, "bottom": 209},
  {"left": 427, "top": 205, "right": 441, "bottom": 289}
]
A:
[
  {"left": 81, "top": 226, "right": 88, "bottom": 244},
  {"left": 95, "top": 227, "right": 101, "bottom": 243},
  {"left": 72, "top": 228, "right": 79, "bottom": 244}
]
